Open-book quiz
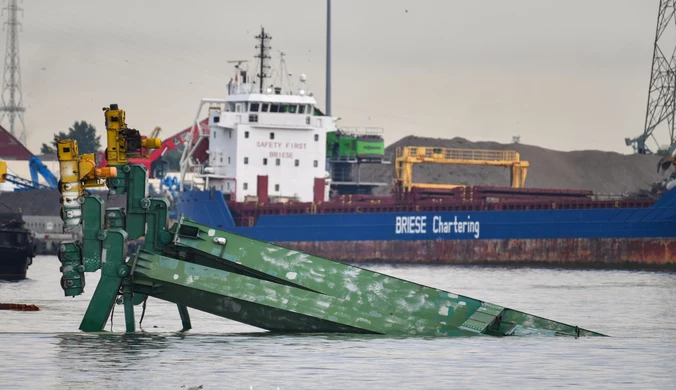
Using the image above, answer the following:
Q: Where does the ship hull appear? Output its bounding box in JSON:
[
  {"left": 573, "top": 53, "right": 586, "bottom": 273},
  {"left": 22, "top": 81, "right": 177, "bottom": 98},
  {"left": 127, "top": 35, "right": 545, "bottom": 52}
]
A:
[
  {"left": 279, "top": 238, "right": 676, "bottom": 268},
  {"left": 0, "top": 253, "right": 32, "bottom": 280},
  {"left": 174, "top": 188, "right": 676, "bottom": 269}
]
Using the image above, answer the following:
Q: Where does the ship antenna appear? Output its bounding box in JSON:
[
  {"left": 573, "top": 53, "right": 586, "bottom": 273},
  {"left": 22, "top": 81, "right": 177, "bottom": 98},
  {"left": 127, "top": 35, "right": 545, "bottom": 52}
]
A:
[
  {"left": 227, "top": 60, "right": 248, "bottom": 81},
  {"left": 255, "top": 27, "right": 272, "bottom": 93},
  {"left": 326, "top": 0, "right": 332, "bottom": 115},
  {"left": 275, "top": 51, "right": 294, "bottom": 91}
]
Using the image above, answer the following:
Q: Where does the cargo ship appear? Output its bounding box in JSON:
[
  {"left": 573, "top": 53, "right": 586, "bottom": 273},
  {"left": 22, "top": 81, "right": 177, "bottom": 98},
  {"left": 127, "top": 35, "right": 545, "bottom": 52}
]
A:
[
  {"left": 0, "top": 211, "right": 35, "bottom": 279},
  {"left": 173, "top": 29, "right": 676, "bottom": 268}
]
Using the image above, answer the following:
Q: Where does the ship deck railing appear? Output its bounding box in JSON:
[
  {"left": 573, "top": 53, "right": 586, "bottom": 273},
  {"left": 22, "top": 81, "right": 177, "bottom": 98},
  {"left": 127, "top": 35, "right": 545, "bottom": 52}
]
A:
[{"left": 337, "top": 126, "right": 384, "bottom": 137}]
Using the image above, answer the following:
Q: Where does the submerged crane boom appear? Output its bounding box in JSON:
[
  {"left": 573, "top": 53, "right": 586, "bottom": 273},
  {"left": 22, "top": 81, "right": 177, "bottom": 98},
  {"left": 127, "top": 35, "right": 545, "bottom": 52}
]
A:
[{"left": 53, "top": 104, "right": 605, "bottom": 338}]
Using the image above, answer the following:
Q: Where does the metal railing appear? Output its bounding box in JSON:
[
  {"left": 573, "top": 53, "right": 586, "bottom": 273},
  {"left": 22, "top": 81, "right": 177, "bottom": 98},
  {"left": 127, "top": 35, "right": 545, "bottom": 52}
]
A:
[
  {"left": 227, "top": 82, "right": 311, "bottom": 97},
  {"left": 338, "top": 126, "right": 384, "bottom": 137}
]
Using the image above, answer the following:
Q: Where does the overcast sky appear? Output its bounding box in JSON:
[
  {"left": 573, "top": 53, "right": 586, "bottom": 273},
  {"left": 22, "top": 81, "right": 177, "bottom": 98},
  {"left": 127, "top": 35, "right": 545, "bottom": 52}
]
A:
[{"left": 3, "top": 0, "right": 665, "bottom": 154}]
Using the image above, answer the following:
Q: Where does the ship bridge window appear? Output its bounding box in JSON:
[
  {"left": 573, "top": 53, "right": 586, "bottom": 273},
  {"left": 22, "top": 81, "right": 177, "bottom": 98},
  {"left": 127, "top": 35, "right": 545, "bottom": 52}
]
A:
[
  {"left": 249, "top": 114, "right": 258, "bottom": 123},
  {"left": 262, "top": 103, "right": 269, "bottom": 112},
  {"left": 270, "top": 104, "right": 280, "bottom": 113},
  {"left": 227, "top": 103, "right": 235, "bottom": 112},
  {"left": 299, "top": 105, "right": 306, "bottom": 114},
  {"left": 250, "top": 102, "right": 260, "bottom": 112},
  {"left": 281, "top": 104, "right": 296, "bottom": 114}
]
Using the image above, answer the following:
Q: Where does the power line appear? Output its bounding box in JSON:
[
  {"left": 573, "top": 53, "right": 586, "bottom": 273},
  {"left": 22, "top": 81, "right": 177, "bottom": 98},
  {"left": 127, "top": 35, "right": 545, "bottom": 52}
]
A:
[{"left": 0, "top": 0, "right": 26, "bottom": 145}]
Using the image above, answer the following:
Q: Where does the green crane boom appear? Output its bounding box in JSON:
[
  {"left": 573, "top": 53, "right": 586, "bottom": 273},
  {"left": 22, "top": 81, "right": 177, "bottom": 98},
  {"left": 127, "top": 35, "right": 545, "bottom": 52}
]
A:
[{"left": 55, "top": 104, "right": 605, "bottom": 338}]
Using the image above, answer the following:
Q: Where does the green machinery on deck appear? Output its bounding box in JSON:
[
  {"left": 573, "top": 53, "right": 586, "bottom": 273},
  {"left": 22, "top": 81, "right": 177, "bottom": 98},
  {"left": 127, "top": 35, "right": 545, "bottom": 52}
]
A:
[
  {"left": 55, "top": 104, "right": 605, "bottom": 337},
  {"left": 326, "top": 129, "right": 385, "bottom": 162}
]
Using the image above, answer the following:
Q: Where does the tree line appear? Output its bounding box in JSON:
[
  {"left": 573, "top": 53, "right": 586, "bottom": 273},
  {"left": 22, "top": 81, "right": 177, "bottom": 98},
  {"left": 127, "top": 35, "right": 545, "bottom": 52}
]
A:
[{"left": 40, "top": 121, "right": 102, "bottom": 155}]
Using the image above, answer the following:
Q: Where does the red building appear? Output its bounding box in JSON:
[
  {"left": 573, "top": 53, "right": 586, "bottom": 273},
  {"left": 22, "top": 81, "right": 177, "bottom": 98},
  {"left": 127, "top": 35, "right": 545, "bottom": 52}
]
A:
[{"left": 0, "top": 125, "right": 33, "bottom": 160}]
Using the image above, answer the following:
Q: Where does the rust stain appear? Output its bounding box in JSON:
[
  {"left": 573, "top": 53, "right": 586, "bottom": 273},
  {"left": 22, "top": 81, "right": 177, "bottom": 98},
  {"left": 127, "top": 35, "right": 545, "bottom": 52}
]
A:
[
  {"left": 278, "top": 238, "right": 676, "bottom": 269},
  {"left": 0, "top": 303, "right": 40, "bottom": 311}
]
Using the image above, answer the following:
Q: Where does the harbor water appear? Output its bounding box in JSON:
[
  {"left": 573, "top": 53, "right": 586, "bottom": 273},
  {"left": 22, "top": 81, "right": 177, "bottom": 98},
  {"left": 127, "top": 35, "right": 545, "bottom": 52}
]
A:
[{"left": 1, "top": 256, "right": 675, "bottom": 389}]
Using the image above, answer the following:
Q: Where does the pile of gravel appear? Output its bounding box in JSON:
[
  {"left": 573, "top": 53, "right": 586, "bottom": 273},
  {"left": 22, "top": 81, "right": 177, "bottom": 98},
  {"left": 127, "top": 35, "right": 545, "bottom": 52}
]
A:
[{"left": 358, "top": 136, "right": 665, "bottom": 195}]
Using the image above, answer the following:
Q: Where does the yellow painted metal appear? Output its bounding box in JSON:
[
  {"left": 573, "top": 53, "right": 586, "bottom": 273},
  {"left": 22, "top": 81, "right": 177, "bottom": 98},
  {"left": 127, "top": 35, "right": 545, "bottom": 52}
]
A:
[
  {"left": 104, "top": 105, "right": 126, "bottom": 165},
  {"left": 103, "top": 105, "right": 161, "bottom": 165},
  {"left": 394, "top": 146, "right": 530, "bottom": 191},
  {"left": 57, "top": 140, "right": 85, "bottom": 227},
  {"left": 142, "top": 137, "right": 162, "bottom": 149},
  {"left": 78, "top": 153, "right": 117, "bottom": 189},
  {"left": 56, "top": 139, "right": 117, "bottom": 227},
  {"left": 0, "top": 160, "right": 6, "bottom": 182}
]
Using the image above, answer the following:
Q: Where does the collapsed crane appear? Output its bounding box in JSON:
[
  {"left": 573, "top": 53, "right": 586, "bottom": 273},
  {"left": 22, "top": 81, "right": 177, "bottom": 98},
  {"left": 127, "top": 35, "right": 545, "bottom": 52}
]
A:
[{"left": 54, "top": 103, "right": 604, "bottom": 337}]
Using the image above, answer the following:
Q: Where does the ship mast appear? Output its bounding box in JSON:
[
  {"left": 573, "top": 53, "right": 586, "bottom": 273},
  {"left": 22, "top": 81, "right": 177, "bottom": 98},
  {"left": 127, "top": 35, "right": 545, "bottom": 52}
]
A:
[{"left": 255, "top": 28, "right": 271, "bottom": 93}]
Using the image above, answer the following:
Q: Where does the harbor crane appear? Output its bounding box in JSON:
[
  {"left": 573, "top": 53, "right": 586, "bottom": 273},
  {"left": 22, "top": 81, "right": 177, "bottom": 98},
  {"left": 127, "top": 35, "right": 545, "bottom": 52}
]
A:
[
  {"left": 0, "top": 156, "right": 58, "bottom": 191},
  {"left": 394, "top": 146, "right": 530, "bottom": 192},
  {"left": 627, "top": 1, "right": 676, "bottom": 156}
]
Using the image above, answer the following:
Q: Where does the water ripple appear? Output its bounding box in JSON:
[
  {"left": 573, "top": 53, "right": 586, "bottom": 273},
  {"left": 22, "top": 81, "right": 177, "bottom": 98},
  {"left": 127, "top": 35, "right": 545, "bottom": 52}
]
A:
[{"left": 1, "top": 256, "right": 675, "bottom": 389}]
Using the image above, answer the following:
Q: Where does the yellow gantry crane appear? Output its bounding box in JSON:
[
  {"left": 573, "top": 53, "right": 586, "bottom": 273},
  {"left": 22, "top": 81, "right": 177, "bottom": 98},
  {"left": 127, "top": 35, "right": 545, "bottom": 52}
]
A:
[{"left": 394, "top": 146, "right": 530, "bottom": 192}]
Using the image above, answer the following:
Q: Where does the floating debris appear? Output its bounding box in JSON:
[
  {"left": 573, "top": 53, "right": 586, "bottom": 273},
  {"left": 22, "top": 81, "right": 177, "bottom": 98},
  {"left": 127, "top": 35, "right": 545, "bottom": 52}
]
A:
[{"left": 0, "top": 303, "right": 40, "bottom": 311}]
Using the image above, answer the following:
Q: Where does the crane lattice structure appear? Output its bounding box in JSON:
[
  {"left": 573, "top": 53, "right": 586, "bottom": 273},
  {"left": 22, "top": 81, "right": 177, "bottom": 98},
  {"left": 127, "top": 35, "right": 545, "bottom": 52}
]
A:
[
  {"left": 628, "top": 1, "right": 676, "bottom": 155},
  {"left": 0, "top": 0, "right": 26, "bottom": 145}
]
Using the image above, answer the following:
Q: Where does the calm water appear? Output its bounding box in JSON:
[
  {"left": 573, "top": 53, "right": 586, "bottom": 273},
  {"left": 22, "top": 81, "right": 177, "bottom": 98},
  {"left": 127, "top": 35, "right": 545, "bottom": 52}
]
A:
[{"left": 1, "top": 256, "right": 675, "bottom": 389}]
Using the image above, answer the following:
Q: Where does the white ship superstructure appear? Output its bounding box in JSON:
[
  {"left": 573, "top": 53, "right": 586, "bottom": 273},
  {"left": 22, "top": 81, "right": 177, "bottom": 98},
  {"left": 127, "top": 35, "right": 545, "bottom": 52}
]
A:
[{"left": 180, "top": 29, "right": 336, "bottom": 203}]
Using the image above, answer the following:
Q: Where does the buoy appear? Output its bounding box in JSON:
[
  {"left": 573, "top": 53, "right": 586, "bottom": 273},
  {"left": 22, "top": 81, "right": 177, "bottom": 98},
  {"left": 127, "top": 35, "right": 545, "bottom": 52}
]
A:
[{"left": 0, "top": 303, "right": 40, "bottom": 311}]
